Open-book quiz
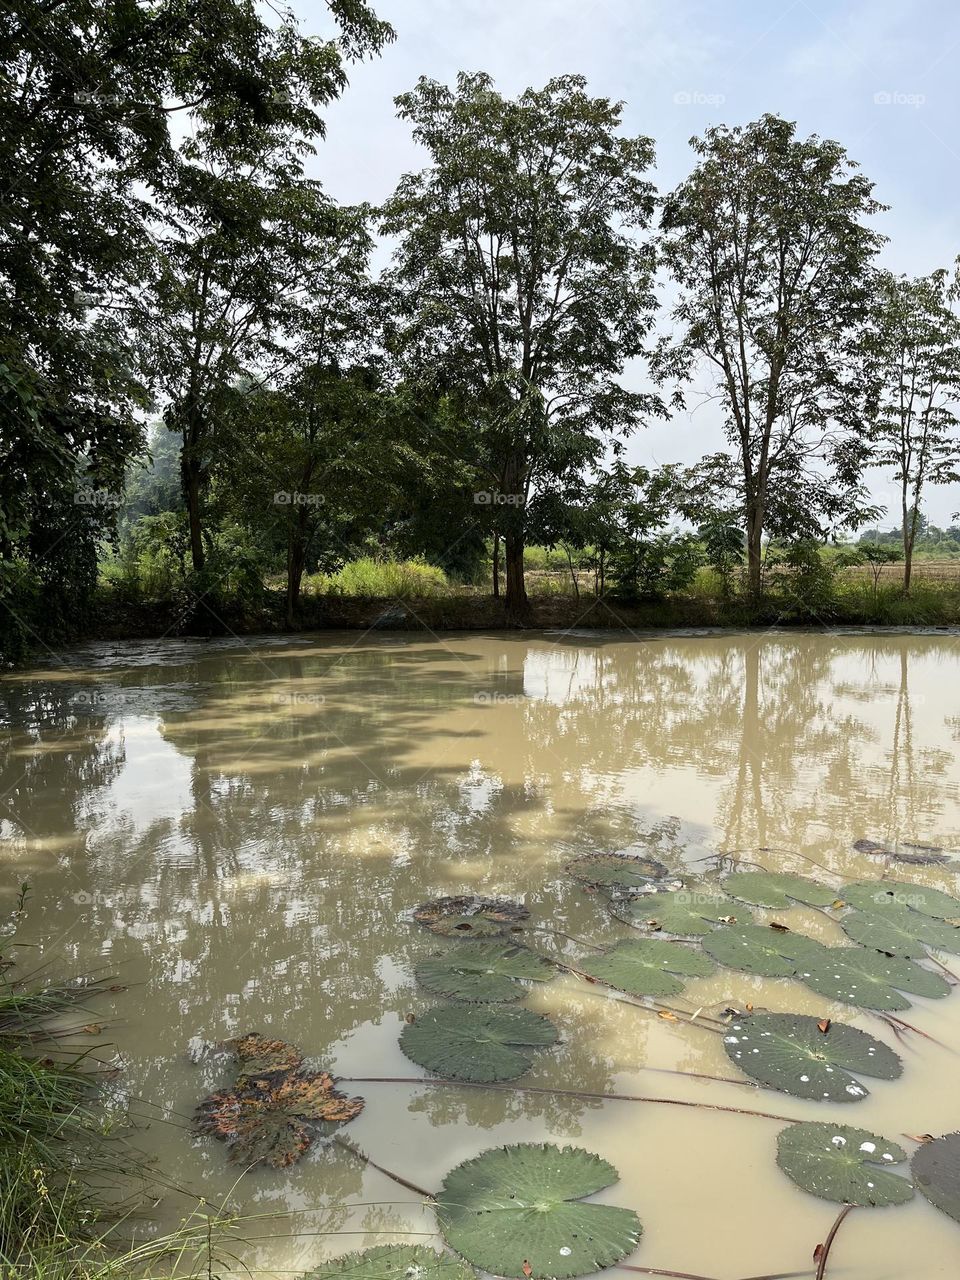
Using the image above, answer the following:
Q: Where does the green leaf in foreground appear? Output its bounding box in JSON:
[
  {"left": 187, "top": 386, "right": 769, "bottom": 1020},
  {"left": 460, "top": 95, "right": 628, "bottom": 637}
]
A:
[
  {"left": 304, "top": 1245, "right": 476, "bottom": 1280},
  {"left": 722, "top": 1013, "right": 902, "bottom": 1102},
  {"left": 796, "top": 947, "right": 949, "bottom": 1011},
  {"left": 840, "top": 907, "right": 960, "bottom": 957},
  {"left": 437, "top": 1144, "right": 642, "bottom": 1280},
  {"left": 565, "top": 852, "right": 669, "bottom": 892},
  {"left": 722, "top": 871, "right": 837, "bottom": 910},
  {"left": 400, "top": 1006, "right": 558, "bottom": 1082},
  {"left": 701, "top": 924, "right": 829, "bottom": 977},
  {"left": 912, "top": 1132, "right": 960, "bottom": 1224},
  {"left": 776, "top": 1122, "right": 914, "bottom": 1206},
  {"left": 415, "top": 942, "right": 555, "bottom": 1003},
  {"left": 617, "top": 887, "right": 747, "bottom": 936},
  {"left": 840, "top": 879, "right": 960, "bottom": 920},
  {"left": 578, "top": 937, "right": 714, "bottom": 998},
  {"left": 412, "top": 896, "right": 529, "bottom": 938}
]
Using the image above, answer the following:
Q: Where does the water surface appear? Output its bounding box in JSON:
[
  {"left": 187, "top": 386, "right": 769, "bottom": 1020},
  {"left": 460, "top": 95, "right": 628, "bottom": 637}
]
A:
[{"left": 3, "top": 630, "right": 960, "bottom": 1279}]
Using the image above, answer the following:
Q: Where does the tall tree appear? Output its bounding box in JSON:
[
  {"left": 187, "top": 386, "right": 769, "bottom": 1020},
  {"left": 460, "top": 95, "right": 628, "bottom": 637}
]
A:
[
  {"left": 656, "top": 114, "right": 885, "bottom": 594},
  {"left": 0, "top": 0, "right": 392, "bottom": 647},
  {"left": 381, "top": 72, "right": 663, "bottom": 621},
  {"left": 864, "top": 266, "right": 960, "bottom": 591}
]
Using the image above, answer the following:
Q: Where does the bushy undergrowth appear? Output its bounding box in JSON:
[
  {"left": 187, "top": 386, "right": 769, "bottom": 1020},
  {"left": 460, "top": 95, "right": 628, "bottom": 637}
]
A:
[{"left": 304, "top": 556, "right": 449, "bottom": 599}]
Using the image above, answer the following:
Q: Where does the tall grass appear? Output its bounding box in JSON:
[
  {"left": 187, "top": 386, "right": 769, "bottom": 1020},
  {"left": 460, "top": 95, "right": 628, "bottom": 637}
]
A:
[{"left": 304, "top": 556, "right": 449, "bottom": 599}]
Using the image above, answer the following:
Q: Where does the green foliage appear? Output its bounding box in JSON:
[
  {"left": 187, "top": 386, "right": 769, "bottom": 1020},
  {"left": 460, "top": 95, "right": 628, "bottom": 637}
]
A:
[
  {"left": 305, "top": 558, "right": 449, "bottom": 599},
  {"left": 776, "top": 1123, "right": 913, "bottom": 1206},
  {"left": 400, "top": 1006, "right": 558, "bottom": 1082}
]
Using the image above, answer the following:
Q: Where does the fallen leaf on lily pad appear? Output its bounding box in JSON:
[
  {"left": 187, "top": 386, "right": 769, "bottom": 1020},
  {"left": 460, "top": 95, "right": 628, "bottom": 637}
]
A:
[
  {"left": 617, "top": 887, "right": 746, "bottom": 936},
  {"left": 413, "top": 896, "right": 529, "bottom": 938},
  {"left": 701, "top": 924, "right": 828, "bottom": 978},
  {"left": 577, "top": 937, "right": 714, "bottom": 999},
  {"left": 776, "top": 1121, "right": 914, "bottom": 1206},
  {"left": 722, "top": 1013, "right": 901, "bottom": 1102},
  {"left": 436, "top": 1144, "right": 641, "bottom": 1279}
]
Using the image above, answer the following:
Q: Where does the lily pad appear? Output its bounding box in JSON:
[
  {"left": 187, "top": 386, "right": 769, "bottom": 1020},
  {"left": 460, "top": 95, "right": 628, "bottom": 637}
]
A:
[
  {"left": 840, "top": 880, "right": 960, "bottom": 921},
  {"left": 841, "top": 907, "right": 960, "bottom": 957},
  {"left": 618, "top": 887, "right": 747, "bottom": 936},
  {"left": 722, "top": 871, "right": 837, "bottom": 910},
  {"left": 230, "top": 1032, "right": 304, "bottom": 1078},
  {"left": 413, "top": 897, "right": 529, "bottom": 938},
  {"left": 565, "top": 852, "right": 669, "bottom": 893},
  {"left": 702, "top": 924, "right": 829, "bottom": 977},
  {"left": 854, "top": 838, "right": 951, "bottom": 867},
  {"left": 578, "top": 938, "right": 714, "bottom": 998},
  {"left": 304, "top": 1246, "right": 475, "bottom": 1280},
  {"left": 436, "top": 1144, "right": 642, "bottom": 1279},
  {"left": 415, "top": 942, "right": 555, "bottom": 1003},
  {"left": 195, "top": 1070, "right": 364, "bottom": 1168},
  {"left": 776, "top": 1122, "right": 914, "bottom": 1206},
  {"left": 722, "top": 1013, "right": 902, "bottom": 1102},
  {"left": 796, "top": 947, "right": 949, "bottom": 1011},
  {"left": 912, "top": 1132, "right": 960, "bottom": 1224},
  {"left": 400, "top": 1006, "right": 558, "bottom": 1082}
]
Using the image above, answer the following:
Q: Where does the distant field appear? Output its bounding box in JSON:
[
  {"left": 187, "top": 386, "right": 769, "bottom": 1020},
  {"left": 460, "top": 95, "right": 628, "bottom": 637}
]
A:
[{"left": 839, "top": 558, "right": 960, "bottom": 584}]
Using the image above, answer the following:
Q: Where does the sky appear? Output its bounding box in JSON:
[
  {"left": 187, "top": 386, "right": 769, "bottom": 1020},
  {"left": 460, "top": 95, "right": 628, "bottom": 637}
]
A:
[{"left": 293, "top": 0, "right": 960, "bottom": 530}]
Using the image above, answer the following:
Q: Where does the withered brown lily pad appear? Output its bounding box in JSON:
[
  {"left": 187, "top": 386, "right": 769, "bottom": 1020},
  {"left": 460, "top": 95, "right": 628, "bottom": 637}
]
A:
[
  {"left": 230, "top": 1032, "right": 305, "bottom": 1077},
  {"left": 413, "top": 896, "right": 529, "bottom": 938},
  {"left": 194, "top": 1034, "right": 363, "bottom": 1168}
]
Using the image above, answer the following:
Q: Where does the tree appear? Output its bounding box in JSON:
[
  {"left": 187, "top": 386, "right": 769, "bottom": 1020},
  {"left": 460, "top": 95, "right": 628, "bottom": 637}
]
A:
[
  {"left": 656, "top": 114, "right": 885, "bottom": 595},
  {"left": 381, "top": 72, "right": 664, "bottom": 621},
  {"left": 857, "top": 541, "right": 902, "bottom": 596},
  {"left": 863, "top": 266, "right": 960, "bottom": 591},
  {"left": 0, "top": 0, "right": 392, "bottom": 647}
]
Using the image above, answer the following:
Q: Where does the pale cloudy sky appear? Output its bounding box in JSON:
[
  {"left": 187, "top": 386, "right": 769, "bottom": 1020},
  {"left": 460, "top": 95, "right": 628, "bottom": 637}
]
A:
[{"left": 296, "top": 0, "right": 960, "bottom": 528}]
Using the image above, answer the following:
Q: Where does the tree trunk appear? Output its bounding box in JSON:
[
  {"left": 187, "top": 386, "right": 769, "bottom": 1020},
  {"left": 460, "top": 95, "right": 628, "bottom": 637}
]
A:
[
  {"left": 492, "top": 531, "right": 500, "bottom": 598},
  {"left": 902, "top": 490, "right": 914, "bottom": 594},
  {"left": 746, "top": 507, "right": 763, "bottom": 596},
  {"left": 503, "top": 529, "right": 529, "bottom": 623},
  {"left": 286, "top": 538, "right": 306, "bottom": 630},
  {"left": 181, "top": 416, "right": 205, "bottom": 572}
]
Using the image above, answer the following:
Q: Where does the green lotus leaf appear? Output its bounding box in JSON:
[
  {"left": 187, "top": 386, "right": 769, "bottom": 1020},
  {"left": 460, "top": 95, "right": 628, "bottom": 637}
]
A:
[
  {"left": 303, "top": 1246, "right": 476, "bottom": 1280},
  {"left": 840, "top": 880, "right": 960, "bottom": 921},
  {"left": 565, "top": 852, "right": 669, "bottom": 892},
  {"left": 776, "top": 1122, "right": 914, "bottom": 1206},
  {"left": 722, "top": 1013, "right": 902, "bottom": 1102},
  {"left": 701, "top": 924, "right": 829, "bottom": 977},
  {"left": 578, "top": 938, "right": 714, "bottom": 998},
  {"left": 796, "top": 947, "right": 949, "bottom": 1011},
  {"left": 912, "top": 1132, "right": 960, "bottom": 1224},
  {"left": 412, "top": 896, "right": 529, "bottom": 938},
  {"left": 721, "top": 871, "right": 838, "bottom": 910},
  {"left": 436, "top": 1143, "right": 642, "bottom": 1279},
  {"left": 400, "top": 1005, "right": 558, "bottom": 1082},
  {"left": 841, "top": 907, "right": 960, "bottom": 957},
  {"left": 415, "top": 941, "right": 555, "bottom": 1003},
  {"left": 617, "top": 887, "right": 748, "bottom": 936}
]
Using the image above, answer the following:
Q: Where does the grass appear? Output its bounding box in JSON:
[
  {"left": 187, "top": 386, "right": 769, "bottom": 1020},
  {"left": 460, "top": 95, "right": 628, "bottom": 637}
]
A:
[{"left": 303, "top": 556, "right": 450, "bottom": 599}]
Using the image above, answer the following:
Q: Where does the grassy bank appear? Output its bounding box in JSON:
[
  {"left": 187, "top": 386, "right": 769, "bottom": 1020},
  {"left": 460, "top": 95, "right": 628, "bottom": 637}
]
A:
[
  {"left": 5, "top": 552, "right": 960, "bottom": 665},
  {"left": 0, "top": 922, "right": 222, "bottom": 1279}
]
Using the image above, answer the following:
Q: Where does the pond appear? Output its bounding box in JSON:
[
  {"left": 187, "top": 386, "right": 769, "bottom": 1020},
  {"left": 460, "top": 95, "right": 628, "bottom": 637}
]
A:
[{"left": 2, "top": 630, "right": 960, "bottom": 1279}]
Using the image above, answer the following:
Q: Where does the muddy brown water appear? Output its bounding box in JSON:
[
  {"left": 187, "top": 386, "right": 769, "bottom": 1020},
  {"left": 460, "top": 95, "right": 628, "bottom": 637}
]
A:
[{"left": 3, "top": 630, "right": 960, "bottom": 1279}]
